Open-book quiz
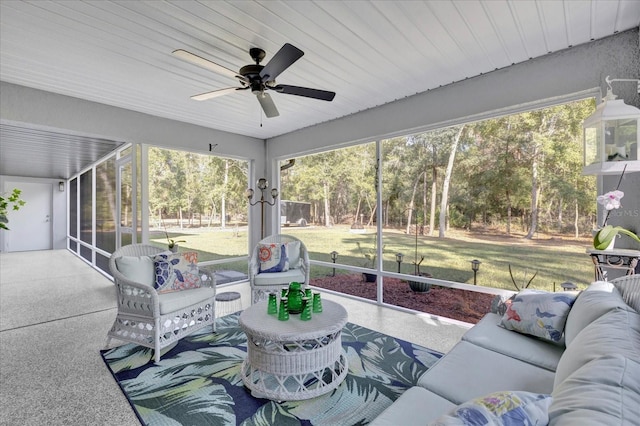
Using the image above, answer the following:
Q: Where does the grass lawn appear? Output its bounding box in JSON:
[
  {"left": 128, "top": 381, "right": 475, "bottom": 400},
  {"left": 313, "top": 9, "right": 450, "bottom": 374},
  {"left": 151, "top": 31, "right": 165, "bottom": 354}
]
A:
[{"left": 150, "top": 224, "right": 596, "bottom": 293}]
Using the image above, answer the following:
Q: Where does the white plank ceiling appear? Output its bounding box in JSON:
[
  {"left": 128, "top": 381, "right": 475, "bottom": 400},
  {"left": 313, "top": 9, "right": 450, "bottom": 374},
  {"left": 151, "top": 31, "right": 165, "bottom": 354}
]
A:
[{"left": 1, "top": 0, "right": 639, "bottom": 178}]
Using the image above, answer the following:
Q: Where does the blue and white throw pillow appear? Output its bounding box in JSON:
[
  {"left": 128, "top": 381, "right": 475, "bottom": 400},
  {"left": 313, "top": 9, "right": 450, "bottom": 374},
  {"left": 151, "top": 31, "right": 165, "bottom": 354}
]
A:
[
  {"left": 500, "top": 289, "right": 577, "bottom": 342},
  {"left": 258, "top": 243, "right": 289, "bottom": 273},
  {"left": 430, "top": 391, "right": 552, "bottom": 426},
  {"left": 153, "top": 251, "right": 202, "bottom": 293}
]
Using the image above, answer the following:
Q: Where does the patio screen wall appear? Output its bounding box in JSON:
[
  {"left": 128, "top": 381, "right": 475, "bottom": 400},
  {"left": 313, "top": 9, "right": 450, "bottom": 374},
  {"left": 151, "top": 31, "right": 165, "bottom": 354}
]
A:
[{"left": 279, "top": 98, "right": 598, "bottom": 300}]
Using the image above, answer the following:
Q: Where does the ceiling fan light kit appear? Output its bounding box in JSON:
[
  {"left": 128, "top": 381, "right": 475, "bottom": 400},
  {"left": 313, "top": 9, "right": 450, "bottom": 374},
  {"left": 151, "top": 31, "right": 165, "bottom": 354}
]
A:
[{"left": 173, "top": 43, "right": 335, "bottom": 118}]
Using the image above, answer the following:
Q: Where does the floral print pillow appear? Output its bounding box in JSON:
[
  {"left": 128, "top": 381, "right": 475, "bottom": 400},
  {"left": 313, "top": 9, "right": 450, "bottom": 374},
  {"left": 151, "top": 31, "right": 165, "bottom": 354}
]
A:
[
  {"left": 430, "top": 391, "right": 552, "bottom": 426},
  {"left": 500, "top": 289, "right": 577, "bottom": 342},
  {"left": 153, "top": 251, "right": 202, "bottom": 293},
  {"left": 258, "top": 243, "right": 289, "bottom": 273}
]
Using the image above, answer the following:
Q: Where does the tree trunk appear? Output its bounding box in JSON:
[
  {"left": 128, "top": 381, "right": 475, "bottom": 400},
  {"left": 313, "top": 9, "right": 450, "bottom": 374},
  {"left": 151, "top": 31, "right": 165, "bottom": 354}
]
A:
[
  {"left": 506, "top": 188, "right": 512, "bottom": 235},
  {"left": 574, "top": 199, "right": 579, "bottom": 238},
  {"left": 422, "top": 171, "right": 427, "bottom": 235},
  {"left": 557, "top": 198, "right": 563, "bottom": 230},
  {"left": 439, "top": 126, "right": 464, "bottom": 238},
  {"left": 505, "top": 136, "right": 511, "bottom": 235},
  {"left": 429, "top": 167, "right": 437, "bottom": 236},
  {"left": 406, "top": 171, "right": 424, "bottom": 234},
  {"left": 323, "top": 181, "right": 331, "bottom": 227},
  {"left": 354, "top": 196, "right": 362, "bottom": 224},
  {"left": 525, "top": 143, "right": 540, "bottom": 239}
]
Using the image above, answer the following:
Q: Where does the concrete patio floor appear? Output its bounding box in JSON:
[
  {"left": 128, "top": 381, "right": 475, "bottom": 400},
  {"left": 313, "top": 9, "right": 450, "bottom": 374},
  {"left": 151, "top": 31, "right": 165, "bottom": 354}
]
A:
[{"left": 0, "top": 249, "right": 468, "bottom": 425}]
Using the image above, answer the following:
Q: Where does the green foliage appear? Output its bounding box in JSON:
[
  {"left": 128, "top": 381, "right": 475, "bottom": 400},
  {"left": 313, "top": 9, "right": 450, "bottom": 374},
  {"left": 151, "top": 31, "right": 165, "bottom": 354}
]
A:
[
  {"left": 148, "top": 147, "right": 248, "bottom": 227},
  {"left": 0, "top": 188, "right": 26, "bottom": 230},
  {"left": 593, "top": 225, "right": 640, "bottom": 250}
]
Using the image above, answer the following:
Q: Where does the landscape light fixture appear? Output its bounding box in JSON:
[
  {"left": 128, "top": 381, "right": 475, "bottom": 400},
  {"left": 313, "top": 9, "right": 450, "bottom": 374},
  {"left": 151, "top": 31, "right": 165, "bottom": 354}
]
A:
[
  {"left": 246, "top": 178, "right": 278, "bottom": 239},
  {"left": 470, "top": 259, "right": 481, "bottom": 285},
  {"left": 395, "top": 252, "right": 404, "bottom": 273},
  {"left": 583, "top": 76, "right": 640, "bottom": 175},
  {"left": 330, "top": 251, "right": 338, "bottom": 276}
]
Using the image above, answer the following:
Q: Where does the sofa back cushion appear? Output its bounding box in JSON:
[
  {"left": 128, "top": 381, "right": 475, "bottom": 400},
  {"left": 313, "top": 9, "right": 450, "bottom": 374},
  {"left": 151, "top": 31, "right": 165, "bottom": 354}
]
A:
[
  {"left": 564, "top": 281, "right": 629, "bottom": 346},
  {"left": 554, "top": 308, "right": 640, "bottom": 388},
  {"left": 550, "top": 354, "right": 640, "bottom": 425}
]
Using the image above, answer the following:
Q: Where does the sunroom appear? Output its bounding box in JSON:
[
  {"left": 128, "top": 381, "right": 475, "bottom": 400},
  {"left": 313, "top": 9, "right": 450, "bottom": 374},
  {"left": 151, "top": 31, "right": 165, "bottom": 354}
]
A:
[{"left": 1, "top": 1, "right": 639, "bottom": 424}]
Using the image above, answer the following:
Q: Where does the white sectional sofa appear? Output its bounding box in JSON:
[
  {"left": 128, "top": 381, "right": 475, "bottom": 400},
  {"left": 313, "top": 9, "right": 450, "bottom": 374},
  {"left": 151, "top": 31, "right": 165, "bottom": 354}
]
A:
[{"left": 372, "top": 275, "right": 640, "bottom": 425}]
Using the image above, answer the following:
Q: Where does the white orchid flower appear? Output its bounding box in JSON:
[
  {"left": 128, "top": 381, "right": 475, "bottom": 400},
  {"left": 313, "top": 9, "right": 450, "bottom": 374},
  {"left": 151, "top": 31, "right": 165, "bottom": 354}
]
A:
[{"left": 597, "top": 190, "right": 624, "bottom": 210}]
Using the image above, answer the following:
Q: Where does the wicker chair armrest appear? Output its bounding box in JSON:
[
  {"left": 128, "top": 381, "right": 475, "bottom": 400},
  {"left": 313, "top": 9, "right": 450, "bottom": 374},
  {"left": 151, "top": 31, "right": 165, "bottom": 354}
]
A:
[
  {"left": 114, "top": 275, "right": 160, "bottom": 315},
  {"left": 198, "top": 269, "right": 217, "bottom": 298}
]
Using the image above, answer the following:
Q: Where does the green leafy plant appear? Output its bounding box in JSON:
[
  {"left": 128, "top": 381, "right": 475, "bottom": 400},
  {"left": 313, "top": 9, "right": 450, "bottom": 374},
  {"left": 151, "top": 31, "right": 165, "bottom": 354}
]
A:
[
  {"left": 593, "top": 225, "right": 640, "bottom": 250},
  {"left": 163, "top": 222, "right": 185, "bottom": 249},
  {"left": 0, "top": 189, "right": 26, "bottom": 230}
]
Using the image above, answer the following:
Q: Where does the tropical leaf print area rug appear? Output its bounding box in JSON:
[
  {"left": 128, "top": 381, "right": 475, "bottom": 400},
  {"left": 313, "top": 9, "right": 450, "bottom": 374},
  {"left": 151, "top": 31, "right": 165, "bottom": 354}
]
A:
[{"left": 101, "top": 313, "right": 442, "bottom": 426}]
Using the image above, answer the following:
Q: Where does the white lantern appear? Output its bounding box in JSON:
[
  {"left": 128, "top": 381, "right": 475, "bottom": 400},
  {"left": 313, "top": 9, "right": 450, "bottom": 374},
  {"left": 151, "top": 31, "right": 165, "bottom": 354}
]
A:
[{"left": 583, "top": 77, "right": 640, "bottom": 175}]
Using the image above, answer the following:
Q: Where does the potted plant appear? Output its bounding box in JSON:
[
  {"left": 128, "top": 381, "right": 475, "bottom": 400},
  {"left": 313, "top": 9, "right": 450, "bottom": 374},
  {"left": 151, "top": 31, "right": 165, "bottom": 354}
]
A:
[
  {"left": 164, "top": 225, "right": 185, "bottom": 252},
  {"left": 0, "top": 189, "right": 26, "bottom": 230},
  {"left": 407, "top": 223, "right": 431, "bottom": 293},
  {"left": 593, "top": 167, "right": 640, "bottom": 250},
  {"left": 167, "top": 238, "right": 186, "bottom": 253},
  {"left": 356, "top": 241, "right": 380, "bottom": 282}
]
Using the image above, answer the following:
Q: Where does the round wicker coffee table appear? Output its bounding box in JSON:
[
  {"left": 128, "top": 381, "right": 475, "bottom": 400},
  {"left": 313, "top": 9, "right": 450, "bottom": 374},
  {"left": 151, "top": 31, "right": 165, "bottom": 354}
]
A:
[{"left": 239, "top": 299, "right": 349, "bottom": 401}]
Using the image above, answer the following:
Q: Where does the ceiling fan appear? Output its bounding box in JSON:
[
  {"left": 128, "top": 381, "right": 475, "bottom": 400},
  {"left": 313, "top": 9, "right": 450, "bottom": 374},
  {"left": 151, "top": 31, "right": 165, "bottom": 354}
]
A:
[{"left": 172, "top": 43, "right": 336, "bottom": 118}]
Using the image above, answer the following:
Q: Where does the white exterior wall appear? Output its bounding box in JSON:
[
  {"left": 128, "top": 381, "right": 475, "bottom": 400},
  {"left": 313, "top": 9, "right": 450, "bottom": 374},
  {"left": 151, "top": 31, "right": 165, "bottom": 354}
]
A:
[{"left": 0, "top": 175, "right": 67, "bottom": 251}]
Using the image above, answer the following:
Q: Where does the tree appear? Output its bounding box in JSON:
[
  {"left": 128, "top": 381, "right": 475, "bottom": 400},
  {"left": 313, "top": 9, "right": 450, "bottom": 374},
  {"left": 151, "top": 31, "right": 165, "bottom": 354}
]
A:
[
  {"left": 439, "top": 126, "right": 464, "bottom": 237},
  {"left": 0, "top": 189, "right": 26, "bottom": 230}
]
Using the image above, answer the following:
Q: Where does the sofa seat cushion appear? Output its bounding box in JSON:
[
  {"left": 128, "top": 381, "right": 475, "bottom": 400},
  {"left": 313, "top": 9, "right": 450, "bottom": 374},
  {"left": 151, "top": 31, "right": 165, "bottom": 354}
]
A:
[
  {"left": 463, "top": 313, "right": 564, "bottom": 372},
  {"left": 253, "top": 268, "right": 305, "bottom": 286},
  {"left": 554, "top": 307, "right": 640, "bottom": 387},
  {"left": 564, "top": 281, "right": 630, "bottom": 345},
  {"left": 550, "top": 354, "right": 640, "bottom": 425},
  {"left": 417, "top": 341, "right": 555, "bottom": 405},
  {"left": 370, "top": 386, "right": 457, "bottom": 426},
  {"left": 158, "top": 287, "right": 215, "bottom": 315}
]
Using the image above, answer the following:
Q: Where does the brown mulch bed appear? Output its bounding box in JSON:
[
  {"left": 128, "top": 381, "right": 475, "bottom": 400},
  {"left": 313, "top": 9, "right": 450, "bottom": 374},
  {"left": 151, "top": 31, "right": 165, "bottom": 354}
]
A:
[{"left": 310, "top": 274, "right": 494, "bottom": 324}]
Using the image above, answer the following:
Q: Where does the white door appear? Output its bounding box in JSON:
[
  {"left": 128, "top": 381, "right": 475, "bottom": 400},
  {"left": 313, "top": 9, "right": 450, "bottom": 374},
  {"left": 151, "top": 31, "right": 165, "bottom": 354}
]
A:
[{"left": 4, "top": 182, "right": 53, "bottom": 252}]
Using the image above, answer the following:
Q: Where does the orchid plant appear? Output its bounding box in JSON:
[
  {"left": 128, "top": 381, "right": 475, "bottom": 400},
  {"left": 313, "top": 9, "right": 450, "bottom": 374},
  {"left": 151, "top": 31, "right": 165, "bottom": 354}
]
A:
[{"left": 593, "top": 170, "right": 640, "bottom": 250}]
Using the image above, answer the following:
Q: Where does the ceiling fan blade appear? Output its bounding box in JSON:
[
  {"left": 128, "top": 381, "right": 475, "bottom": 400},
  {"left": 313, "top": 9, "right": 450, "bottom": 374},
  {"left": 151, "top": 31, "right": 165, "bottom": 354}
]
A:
[
  {"left": 273, "top": 84, "right": 336, "bottom": 101},
  {"left": 173, "top": 49, "right": 247, "bottom": 82},
  {"left": 191, "top": 87, "right": 244, "bottom": 101},
  {"left": 257, "top": 93, "right": 279, "bottom": 118},
  {"left": 259, "top": 43, "right": 304, "bottom": 81}
]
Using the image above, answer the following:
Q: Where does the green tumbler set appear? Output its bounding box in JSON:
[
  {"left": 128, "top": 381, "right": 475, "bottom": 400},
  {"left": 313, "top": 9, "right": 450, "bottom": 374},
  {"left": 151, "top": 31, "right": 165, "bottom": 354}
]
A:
[{"left": 268, "top": 282, "right": 322, "bottom": 320}]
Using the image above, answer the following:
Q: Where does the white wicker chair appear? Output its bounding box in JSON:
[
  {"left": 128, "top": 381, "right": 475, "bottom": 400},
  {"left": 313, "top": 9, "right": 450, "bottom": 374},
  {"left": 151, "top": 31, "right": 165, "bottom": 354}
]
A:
[
  {"left": 106, "top": 244, "right": 216, "bottom": 363},
  {"left": 610, "top": 274, "right": 640, "bottom": 309},
  {"left": 249, "top": 234, "right": 310, "bottom": 303}
]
